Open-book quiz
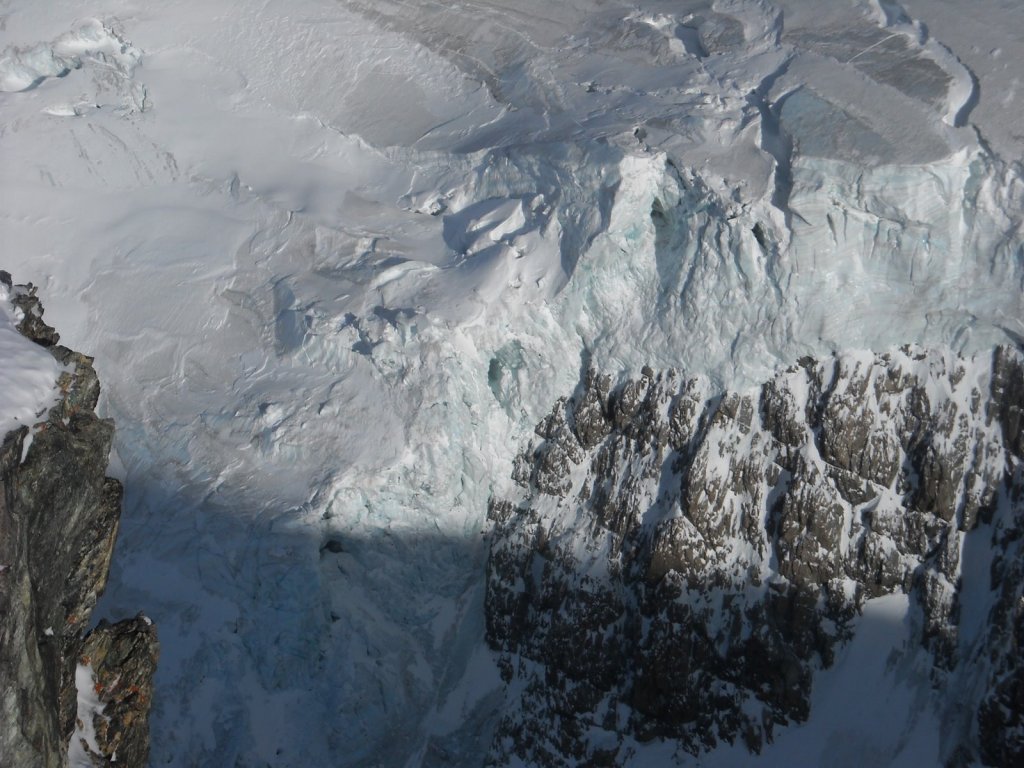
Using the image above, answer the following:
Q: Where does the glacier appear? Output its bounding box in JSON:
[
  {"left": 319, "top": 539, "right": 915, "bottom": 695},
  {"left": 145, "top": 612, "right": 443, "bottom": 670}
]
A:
[{"left": 0, "top": 0, "right": 1022, "bottom": 765}]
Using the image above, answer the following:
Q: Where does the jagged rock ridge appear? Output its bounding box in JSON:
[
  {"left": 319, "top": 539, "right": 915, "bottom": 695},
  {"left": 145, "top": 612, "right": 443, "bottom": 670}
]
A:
[
  {"left": 0, "top": 274, "right": 158, "bottom": 768},
  {"left": 485, "top": 346, "right": 1024, "bottom": 766}
]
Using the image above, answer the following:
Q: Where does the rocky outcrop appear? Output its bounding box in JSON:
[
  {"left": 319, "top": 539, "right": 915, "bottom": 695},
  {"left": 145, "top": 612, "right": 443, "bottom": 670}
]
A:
[
  {"left": 78, "top": 616, "right": 159, "bottom": 766},
  {"left": 0, "top": 275, "right": 157, "bottom": 768},
  {"left": 485, "top": 347, "right": 1024, "bottom": 766}
]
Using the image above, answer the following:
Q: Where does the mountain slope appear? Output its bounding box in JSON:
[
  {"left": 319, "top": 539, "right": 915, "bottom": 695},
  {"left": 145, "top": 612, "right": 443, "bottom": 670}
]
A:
[
  {"left": 486, "top": 347, "right": 1023, "bottom": 766},
  {"left": 0, "top": 0, "right": 1021, "bottom": 764}
]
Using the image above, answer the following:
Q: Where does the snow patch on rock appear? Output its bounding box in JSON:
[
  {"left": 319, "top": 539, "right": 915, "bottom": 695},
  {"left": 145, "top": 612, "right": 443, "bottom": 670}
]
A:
[
  {"left": 0, "top": 281, "right": 62, "bottom": 437},
  {"left": 68, "top": 663, "right": 106, "bottom": 767}
]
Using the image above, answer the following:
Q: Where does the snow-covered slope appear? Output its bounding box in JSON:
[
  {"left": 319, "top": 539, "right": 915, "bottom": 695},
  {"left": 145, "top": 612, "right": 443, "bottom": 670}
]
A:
[
  {"left": 0, "top": 277, "right": 62, "bottom": 437},
  {"left": 0, "top": 0, "right": 1022, "bottom": 765},
  {"left": 486, "top": 347, "right": 1023, "bottom": 765}
]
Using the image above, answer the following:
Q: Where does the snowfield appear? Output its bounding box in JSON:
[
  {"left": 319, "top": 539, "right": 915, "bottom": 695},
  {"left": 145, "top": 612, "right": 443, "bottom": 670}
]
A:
[{"left": 1, "top": 0, "right": 1021, "bottom": 765}]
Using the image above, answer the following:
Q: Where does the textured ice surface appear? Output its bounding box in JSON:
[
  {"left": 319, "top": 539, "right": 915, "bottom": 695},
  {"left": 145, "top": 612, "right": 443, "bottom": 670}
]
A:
[{"left": 0, "top": 0, "right": 1022, "bottom": 765}]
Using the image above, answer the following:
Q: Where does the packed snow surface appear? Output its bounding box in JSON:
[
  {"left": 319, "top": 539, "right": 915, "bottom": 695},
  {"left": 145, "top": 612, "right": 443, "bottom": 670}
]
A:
[{"left": 0, "top": 0, "right": 1021, "bottom": 765}]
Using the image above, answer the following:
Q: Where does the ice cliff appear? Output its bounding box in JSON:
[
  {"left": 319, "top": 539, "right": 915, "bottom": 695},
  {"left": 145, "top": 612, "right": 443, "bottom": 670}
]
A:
[{"left": 0, "top": 275, "right": 157, "bottom": 768}]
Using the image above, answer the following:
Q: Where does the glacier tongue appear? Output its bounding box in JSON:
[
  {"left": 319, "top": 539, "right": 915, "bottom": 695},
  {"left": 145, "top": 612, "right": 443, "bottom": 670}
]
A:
[{"left": 0, "top": 0, "right": 1022, "bottom": 765}]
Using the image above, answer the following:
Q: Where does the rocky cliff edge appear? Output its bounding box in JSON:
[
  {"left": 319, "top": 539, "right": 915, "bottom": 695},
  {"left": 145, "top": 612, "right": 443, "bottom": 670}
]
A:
[{"left": 0, "top": 273, "right": 157, "bottom": 768}]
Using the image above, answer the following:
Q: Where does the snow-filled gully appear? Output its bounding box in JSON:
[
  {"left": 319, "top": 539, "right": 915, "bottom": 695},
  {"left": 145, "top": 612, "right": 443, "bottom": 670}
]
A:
[{"left": 1, "top": 0, "right": 1022, "bottom": 765}]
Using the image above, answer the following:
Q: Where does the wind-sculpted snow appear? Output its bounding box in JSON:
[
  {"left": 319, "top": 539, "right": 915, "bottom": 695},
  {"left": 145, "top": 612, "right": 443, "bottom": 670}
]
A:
[{"left": 0, "top": 0, "right": 1022, "bottom": 765}]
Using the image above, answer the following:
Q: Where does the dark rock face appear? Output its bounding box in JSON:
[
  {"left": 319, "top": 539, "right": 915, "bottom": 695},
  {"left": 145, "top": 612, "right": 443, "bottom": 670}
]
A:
[
  {"left": 78, "top": 616, "right": 159, "bottom": 766},
  {"left": 485, "top": 347, "right": 1024, "bottom": 766},
  {"left": 1, "top": 272, "right": 61, "bottom": 349},
  {"left": 0, "top": 276, "right": 157, "bottom": 768}
]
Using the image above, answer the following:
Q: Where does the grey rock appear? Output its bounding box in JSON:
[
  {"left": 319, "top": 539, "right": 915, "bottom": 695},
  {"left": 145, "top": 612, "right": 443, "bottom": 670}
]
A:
[
  {"left": 991, "top": 345, "right": 1024, "bottom": 459},
  {"left": 485, "top": 347, "right": 1024, "bottom": 766},
  {"left": 74, "top": 616, "right": 159, "bottom": 767},
  {"left": 572, "top": 369, "right": 612, "bottom": 449},
  {"left": 5, "top": 280, "right": 61, "bottom": 348},
  {"left": 0, "top": 279, "right": 156, "bottom": 768}
]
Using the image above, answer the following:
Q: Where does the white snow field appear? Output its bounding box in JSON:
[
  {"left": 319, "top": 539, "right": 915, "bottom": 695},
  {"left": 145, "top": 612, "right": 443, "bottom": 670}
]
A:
[{"left": 0, "top": 0, "right": 1021, "bottom": 765}]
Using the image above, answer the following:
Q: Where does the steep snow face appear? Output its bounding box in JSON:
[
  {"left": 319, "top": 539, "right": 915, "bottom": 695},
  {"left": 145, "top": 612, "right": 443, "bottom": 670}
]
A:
[
  {"left": 0, "top": 0, "right": 1022, "bottom": 765},
  {"left": 0, "top": 281, "right": 62, "bottom": 437}
]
